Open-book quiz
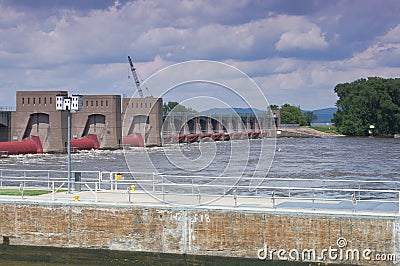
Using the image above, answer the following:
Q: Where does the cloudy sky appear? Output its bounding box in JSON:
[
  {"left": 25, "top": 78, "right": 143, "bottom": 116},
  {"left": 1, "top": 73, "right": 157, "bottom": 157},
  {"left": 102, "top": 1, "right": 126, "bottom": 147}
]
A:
[{"left": 1, "top": 0, "right": 400, "bottom": 110}]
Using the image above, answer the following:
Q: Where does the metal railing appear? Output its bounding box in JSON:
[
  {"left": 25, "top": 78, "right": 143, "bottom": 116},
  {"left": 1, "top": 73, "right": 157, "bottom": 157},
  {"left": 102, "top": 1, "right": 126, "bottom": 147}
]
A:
[
  {"left": 0, "top": 106, "right": 15, "bottom": 111},
  {"left": 0, "top": 169, "right": 101, "bottom": 189},
  {"left": 0, "top": 169, "right": 398, "bottom": 214}
]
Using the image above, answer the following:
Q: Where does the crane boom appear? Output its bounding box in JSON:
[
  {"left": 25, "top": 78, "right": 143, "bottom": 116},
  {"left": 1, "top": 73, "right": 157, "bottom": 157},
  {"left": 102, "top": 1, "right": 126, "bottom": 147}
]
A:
[{"left": 128, "top": 56, "right": 144, "bottom": 98}]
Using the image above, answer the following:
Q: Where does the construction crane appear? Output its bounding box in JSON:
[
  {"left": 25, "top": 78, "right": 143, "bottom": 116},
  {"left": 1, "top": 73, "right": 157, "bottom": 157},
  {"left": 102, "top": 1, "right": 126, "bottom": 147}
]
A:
[{"left": 128, "top": 56, "right": 152, "bottom": 98}]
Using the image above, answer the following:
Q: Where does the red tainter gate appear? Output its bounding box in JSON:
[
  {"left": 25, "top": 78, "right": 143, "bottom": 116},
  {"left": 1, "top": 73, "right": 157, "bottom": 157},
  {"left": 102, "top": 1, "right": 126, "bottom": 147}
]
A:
[
  {"left": 71, "top": 134, "right": 100, "bottom": 150},
  {"left": 0, "top": 134, "right": 100, "bottom": 155},
  {"left": 0, "top": 135, "right": 43, "bottom": 155}
]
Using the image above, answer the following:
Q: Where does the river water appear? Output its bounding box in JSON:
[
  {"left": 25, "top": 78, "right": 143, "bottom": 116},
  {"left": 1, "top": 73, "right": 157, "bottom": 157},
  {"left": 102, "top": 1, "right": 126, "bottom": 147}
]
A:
[
  {"left": 0, "top": 137, "right": 398, "bottom": 265},
  {"left": 1, "top": 137, "right": 399, "bottom": 191},
  {"left": 2, "top": 137, "right": 399, "bottom": 178}
]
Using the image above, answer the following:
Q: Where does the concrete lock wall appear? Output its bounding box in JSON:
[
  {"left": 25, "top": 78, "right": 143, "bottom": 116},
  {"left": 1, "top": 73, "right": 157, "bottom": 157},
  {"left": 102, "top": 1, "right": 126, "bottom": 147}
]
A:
[{"left": 0, "top": 202, "right": 397, "bottom": 265}]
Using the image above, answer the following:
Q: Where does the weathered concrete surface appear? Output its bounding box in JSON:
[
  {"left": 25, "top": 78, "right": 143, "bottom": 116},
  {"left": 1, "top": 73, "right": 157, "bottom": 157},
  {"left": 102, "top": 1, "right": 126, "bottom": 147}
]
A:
[{"left": 0, "top": 201, "right": 398, "bottom": 265}]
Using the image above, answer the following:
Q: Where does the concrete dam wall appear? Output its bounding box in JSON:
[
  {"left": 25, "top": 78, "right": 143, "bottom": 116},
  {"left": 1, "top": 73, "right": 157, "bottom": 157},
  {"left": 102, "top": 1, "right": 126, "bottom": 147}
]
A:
[{"left": 0, "top": 201, "right": 397, "bottom": 265}]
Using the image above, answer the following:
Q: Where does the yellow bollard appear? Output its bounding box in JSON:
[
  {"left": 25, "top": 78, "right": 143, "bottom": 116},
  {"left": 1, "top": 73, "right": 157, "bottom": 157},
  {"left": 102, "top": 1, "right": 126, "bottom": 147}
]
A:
[
  {"left": 116, "top": 173, "right": 123, "bottom": 180},
  {"left": 74, "top": 195, "right": 79, "bottom": 202},
  {"left": 131, "top": 185, "right": 135, "bottom": 192}
]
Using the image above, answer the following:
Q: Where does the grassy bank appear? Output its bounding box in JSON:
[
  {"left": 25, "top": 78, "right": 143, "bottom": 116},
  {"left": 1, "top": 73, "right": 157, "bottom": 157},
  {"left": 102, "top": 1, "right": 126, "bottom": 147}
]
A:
[
  {"left": 0, "top": 189, "right": 58, "bottom": 196},
  {"left": 310, "top": 125, "right": 339, "bottom": 135}
]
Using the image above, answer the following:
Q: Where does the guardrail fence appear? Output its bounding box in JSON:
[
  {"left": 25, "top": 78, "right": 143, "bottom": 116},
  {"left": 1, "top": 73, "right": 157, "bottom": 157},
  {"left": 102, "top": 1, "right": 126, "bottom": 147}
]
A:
[{"left": 0, "top": 169, "right": 398, "bottom": 214}]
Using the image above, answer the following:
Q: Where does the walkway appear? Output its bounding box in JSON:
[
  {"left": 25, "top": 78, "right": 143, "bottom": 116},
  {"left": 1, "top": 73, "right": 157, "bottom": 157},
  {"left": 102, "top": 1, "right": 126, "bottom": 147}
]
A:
[{"left": 1, "top": 189, "right": 397, "bottom": 217}]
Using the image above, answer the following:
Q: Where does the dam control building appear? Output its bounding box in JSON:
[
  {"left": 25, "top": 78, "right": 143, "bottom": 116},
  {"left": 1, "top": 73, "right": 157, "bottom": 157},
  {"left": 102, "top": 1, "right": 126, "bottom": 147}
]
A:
[{"left": 8, "top": 91, "right": 163, "bottom": 153}]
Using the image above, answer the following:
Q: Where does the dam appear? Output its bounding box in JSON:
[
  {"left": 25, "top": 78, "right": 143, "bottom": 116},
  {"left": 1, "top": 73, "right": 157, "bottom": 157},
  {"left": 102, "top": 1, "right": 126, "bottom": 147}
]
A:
[{"left": 0, "top": 90, "right": 278, "bottom": 153}]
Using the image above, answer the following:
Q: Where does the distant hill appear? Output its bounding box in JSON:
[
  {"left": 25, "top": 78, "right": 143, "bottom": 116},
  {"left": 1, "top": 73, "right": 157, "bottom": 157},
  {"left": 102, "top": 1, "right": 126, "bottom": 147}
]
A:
[
  {"left": 201, "top": 107, "right": 337, "bottom": 123},
  {"left": 200, "top": 107, "right": 268, "bottom": 115},
  {"left": 302, "top": 108, "right": 337, "bottom": 123}
]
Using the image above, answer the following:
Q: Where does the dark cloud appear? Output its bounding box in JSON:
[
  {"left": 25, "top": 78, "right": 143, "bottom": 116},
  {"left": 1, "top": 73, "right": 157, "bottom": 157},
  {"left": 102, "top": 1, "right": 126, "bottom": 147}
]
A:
[
  {"left": 266, "top": 0, "right": 330, "bottom": 16},
  {"left": 0, "top": 0, "right": 399, "bottom": 109},
  {"left": 1, "top": 0, "right": 116, "bottom": 11}
]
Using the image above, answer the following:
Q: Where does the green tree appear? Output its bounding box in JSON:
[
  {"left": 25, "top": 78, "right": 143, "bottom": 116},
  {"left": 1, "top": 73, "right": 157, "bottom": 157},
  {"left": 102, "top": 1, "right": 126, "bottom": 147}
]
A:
[
  {"left": 269, "top": 104, "right": 279, "bottom": 110},
  {"left": 163, "top": 101, "right": 197, "bottom": 114},
  {"left": 280, "top": 103, "right": 308, "bottom": 126},
  {"left": 333, "top": 77, "right": 400, "bottom": 136},
  {"left": 304, "top": 111, "right": 317, "bottom": 126}
]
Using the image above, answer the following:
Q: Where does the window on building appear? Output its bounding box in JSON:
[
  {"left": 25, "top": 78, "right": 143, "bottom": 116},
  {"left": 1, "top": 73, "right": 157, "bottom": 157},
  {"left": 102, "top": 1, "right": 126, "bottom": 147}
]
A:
[
  {"left": 86, "top": 100, "right": 88, "bottom": 107},
  {"left": 141, "top": 103, "right": 143, "bottom": 108},
  {"left": 22, "top": 97, "right": 24, "bottom": 105},
  {"left": 106, "top": 100, "right": 108, "bottom": 106},
  {"left": 28, "top": 97, "right": 30, "bottom": 104},
  {"left": 101, "top": 100, "right": 103, "bottom": 107},
  {"left": 50, "top": 97, "right": 52, "bottom": 105},
  {"left": 33, "top": 97, "right": 36, "bottom": 105},
  {"left": 38, "top": 97, "right": 41, "bottom": 104},
  {"left": 91, "top": 100, "right": 93, "bottom": 106},
  {"left": 136, "top": 103, "right": 138, "bottom": 108},
  {"left": 44, "top": 97, "right": 46, "bottom": 105},
  {"left": 149, "top": 102, "right": 152, "bottom": 108},
  {"left": 96, "top": 100, "right": 98, "bottom": 107}
]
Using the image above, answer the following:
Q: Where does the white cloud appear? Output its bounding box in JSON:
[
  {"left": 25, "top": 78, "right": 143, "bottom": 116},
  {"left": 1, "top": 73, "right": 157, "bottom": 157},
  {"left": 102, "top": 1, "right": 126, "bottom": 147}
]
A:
[
  {"left": 380, "top": 24, "right": 400, "bottom": 42},
  {"left": 0, "top": 4, "right": 25, "bottom": 27},
  {"left": 342, "top": 22, "right": 400, "bottom": 69},
  {"left": 346, "top": 43, "right": 400, "bottom": 69},
  {"left": 276, "top": 26, "right": 328, "bottom": 51}
]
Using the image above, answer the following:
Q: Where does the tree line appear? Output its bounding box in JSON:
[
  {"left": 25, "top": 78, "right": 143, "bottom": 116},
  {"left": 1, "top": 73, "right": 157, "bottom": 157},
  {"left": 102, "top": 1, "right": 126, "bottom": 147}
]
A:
[
  {"left": 164, "top": 101, "right": 317, "bottom": 126},
  {"left": 163, "top": 101, "right": 197, "bottom": 114},
  {"left": 333, "top": 77, "right": 400, "bottom": 136},
  {"left": 271, "top": 104, "right": 316, "bottom": 126}
]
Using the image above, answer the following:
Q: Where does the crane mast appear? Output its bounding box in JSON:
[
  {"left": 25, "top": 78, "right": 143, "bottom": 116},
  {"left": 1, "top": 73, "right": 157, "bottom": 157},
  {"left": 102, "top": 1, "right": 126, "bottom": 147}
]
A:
[{"left": 128, "top": 56, "right": 144, "bottom": 98}]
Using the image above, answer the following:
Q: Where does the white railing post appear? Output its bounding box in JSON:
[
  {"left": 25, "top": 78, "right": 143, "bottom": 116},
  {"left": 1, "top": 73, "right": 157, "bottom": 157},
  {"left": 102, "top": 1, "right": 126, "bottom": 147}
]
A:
[
  {"left": 47, "top": 171, "right": 50, "bottom": 189},
  {"left": 95, "top": 183, "right": 98, "bottom": 203},
  {"left": 98, "top": 171, "right": 102, "bottom": 190},
  {"left": 312, "top": 189, "right": 315, "bottom": 205},
  {"left": 197, "top": 189, "right": 201, "bottom": 205},
  {"left": 224, "top": 180, "right": 226, "bottom": 195},
  {"left": 19, "top": 183, "right": 24, "bottom": 200},
  {"left": 52, "top": 181, "right": 55, "bottom": 201},
  {"left": 271, "top": 191, "right": 275, "bottom": 208},
  {"left": 109, "top": 172, "right": 113, "bottom": 191},
  {"left": 162, "top": 175, "right": 165, "bottom": 202},
  {"left": 152, "top": 173, "right": 155, "bottom": 192}
]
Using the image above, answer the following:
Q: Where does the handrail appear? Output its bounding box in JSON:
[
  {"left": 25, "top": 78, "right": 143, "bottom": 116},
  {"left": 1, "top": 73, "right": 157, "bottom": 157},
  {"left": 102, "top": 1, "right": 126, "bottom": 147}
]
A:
[{"left": 0, "top": 169, "right": 398, "bottom": 214}]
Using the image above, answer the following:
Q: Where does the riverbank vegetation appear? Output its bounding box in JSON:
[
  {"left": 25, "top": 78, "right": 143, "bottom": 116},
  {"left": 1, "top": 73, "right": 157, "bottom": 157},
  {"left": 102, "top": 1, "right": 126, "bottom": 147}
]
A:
[
  {"left": 310, "top": 125, "right": 339, "bottom": 135},
  {"left": 333, "top": 77, "right": 400, "bottom": 136}
]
